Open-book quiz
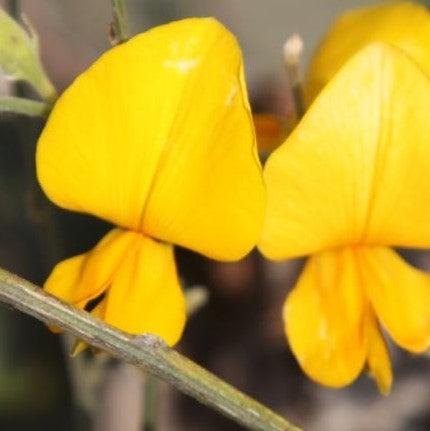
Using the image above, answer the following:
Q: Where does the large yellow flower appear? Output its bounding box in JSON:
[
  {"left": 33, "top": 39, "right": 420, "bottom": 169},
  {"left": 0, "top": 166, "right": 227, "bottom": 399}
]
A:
[
  {"left": 36, "top": 18, "right": 265, "bottom": 346},
  {"left": 306, "top": 1, "right": 430, "bottom": 103},
  {"left": 259, "top": 42, "right": 430, "bottom": 393}
]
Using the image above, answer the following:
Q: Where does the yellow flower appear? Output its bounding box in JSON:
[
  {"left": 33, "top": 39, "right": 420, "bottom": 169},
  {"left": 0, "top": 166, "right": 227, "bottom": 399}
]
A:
[
  {"left": 306, "top": 1, "right": 430, "bottom": 103},
  {"left": 259, "top": 42, "right": 430, "bottom": 394},
  {"left": 36, "top": 18, "right": 265, "bottom": 346}
]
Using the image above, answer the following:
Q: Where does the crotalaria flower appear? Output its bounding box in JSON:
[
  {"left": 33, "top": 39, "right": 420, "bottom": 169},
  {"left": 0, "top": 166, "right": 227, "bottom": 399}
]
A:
[
  {"left": 36, "top": 18, "right": 265, "bottom": 346},
  {"left": 306, "top": 1, "right": 430, "bottom": 103},
  {"left": 259, "top": 42, "right": 430, "bottom": 393}
]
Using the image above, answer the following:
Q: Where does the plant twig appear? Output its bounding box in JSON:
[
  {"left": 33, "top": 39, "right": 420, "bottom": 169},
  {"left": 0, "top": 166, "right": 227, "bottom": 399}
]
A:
[
  {"left": 0, "top": 267, "right": 300, "bottom": 431},
  {"left": 0, "top": 96, "right": 49, "bottom": 117},
  {"left": 283, "top": 34, "right": 305, "bottom": 121},
  {"left": 110, "top": 0, "right": 129, "bottom": 45}
]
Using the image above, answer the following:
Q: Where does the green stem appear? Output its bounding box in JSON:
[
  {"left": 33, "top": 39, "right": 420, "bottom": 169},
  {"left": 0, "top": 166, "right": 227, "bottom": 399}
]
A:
[
  {"left": 0, "top": 96, "right": 49, "bottom": 117},
  {"left": 111, "top": 0, "right": 130, "bottom": 44},
  {"left": 0, "top": 267, "right": 300, "bottom": 431}
]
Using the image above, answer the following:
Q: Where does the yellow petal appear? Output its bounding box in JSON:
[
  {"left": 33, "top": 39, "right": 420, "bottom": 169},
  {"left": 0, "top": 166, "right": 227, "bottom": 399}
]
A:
[
  {"left": 141, "top": 42, "right": 264, "bottom": 261},
  {"left": 103, "top": 235, "right": 186, "bottom": 346},
  {"left": 365, "top": 311, "right": 392, "bottom": 395},
  {"left": 285, "top": 247, "right": 366, "bottom": 388},
  {"left": 260, "top": 43, "right": 430, "bottom": 260},
  {"left": 358, "top": 247, "right": 430, "bottom": 353},
  {"left": 306, "top": 1, "right": 430, "bottom": 102},
  {"left": 44, "top": 228, "right": 137, "bottom": 307},
  {"left": 78, "top": 229, "right": 138, "bottom": 301},
  {"left": 44, "top": 253, "right": 87, "bottom": 306},
  {"left": 36, "top": 18, "right": 264, "bottom": 260},
  {"left": 45, "top": 229, "right": 185, "bottom": 345}
]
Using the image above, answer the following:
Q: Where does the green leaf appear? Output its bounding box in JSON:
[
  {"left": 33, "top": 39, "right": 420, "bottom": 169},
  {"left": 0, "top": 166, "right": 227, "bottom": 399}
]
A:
[{"left": 0, "top": 7, "right": 56, "bottom": 101}]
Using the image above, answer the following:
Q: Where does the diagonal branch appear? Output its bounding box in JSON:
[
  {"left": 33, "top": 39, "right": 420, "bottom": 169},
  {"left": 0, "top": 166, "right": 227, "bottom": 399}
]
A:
[
  {"left": 0, "top": 267, "right": 301, "bottom": 431},
  {"left": 110, "top": 0, "right": 130, "bottom": 44}
]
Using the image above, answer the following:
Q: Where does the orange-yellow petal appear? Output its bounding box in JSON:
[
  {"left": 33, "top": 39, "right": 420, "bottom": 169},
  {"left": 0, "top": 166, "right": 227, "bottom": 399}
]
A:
[
  {"left": 141, "top": 46, "right": 264, "bottom": 261},
  {"left": 44, "top": 228, "right": 137, "bottom": 307},
  {"left": 44, "top": 254, "right": 87, "bottom": 307},
  {"left": 260, "top": 43, "right": 430, "bottom": 260},
  {"left": 102, "top": 235, "right": 186, "bottom": 346},
  {"left": 306, "top": 1, "right": 430, "bottom": 102},
  {"left": 36, "top": 18, "right": 264, "bottom": 261},
  {"left": 358, "top": 247, "right": 430, "bottom": 353},
  {"left": 285, "top": 247, "right": 366, "bottom": 388},
  {"left": 365, "top": 311, "right": 392, "bottom": 395},
  {"left": 45, "top": 229, "right": 185, "bottom": 345}
]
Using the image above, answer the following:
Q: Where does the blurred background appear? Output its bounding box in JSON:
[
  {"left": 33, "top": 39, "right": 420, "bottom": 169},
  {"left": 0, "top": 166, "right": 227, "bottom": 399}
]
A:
[{"left": 1, "top": 1, "right": 430, "bottom": 430}]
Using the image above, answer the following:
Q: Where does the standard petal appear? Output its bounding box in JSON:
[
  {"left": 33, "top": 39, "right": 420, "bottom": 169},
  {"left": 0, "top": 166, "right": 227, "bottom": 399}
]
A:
[
  {"left": 103, "top": 235, "right": 186, "bottom": 346},
  {"left": 37, "top": 18, "right": 264, "bottom": 260},
  {"left": 285, "top": 248, "right": 367, "bottom": 388},
  {"left": 306, "top": 2, "right": 430, "bottom": 102},
  {"left": 260, "top": 43, "right": 430, "bottom": 260},
  {"left": 358, "top": 247, "right": 430, "bottom": 353},
  {"left": 142, "top": 48, "right": 264, "bottom": 261},
  {"left": 44, "top": 228, "right": 138, "bottom": 307},
  {"left": 36, "top": 18, "right": 229, "bottom": 229}
]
